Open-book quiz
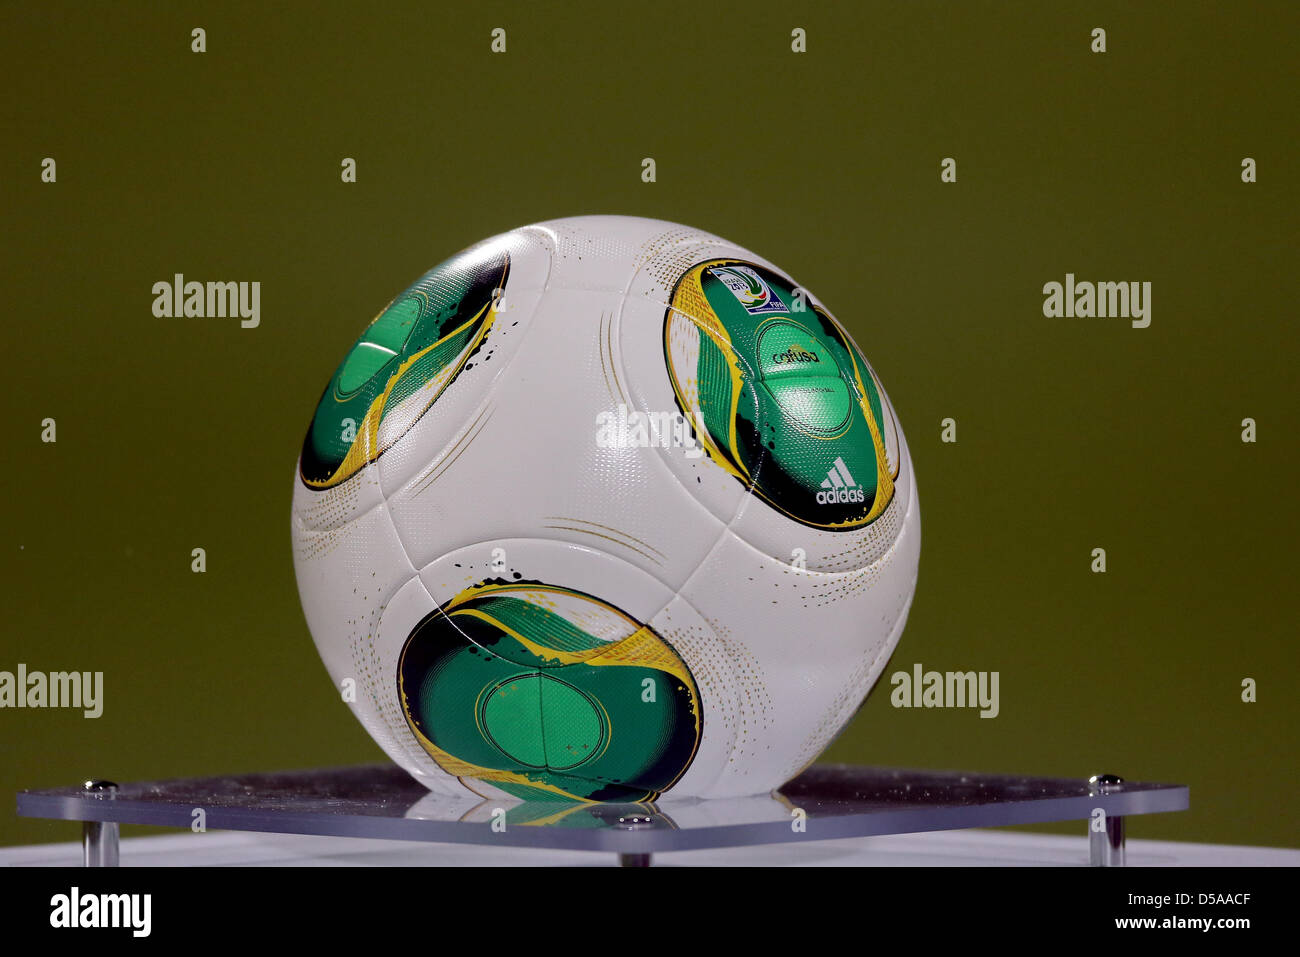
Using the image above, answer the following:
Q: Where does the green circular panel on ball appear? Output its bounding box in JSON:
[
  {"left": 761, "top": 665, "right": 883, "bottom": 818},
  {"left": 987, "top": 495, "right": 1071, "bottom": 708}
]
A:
[
  {"left": 664, "top": 259, "right": 895, "bottom": 530},
  {"left": 481, "top": 674, "right": 605, "bottom": 771},
  {"left": 299, "top": 245, "right": 510, "bottom": 489},
  {"left": 398, "top": 582, "right": 700, "bottom": 802}
]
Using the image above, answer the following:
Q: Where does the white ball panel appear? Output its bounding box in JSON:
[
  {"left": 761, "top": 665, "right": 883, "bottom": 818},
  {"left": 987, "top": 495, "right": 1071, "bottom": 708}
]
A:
[
  {"left": 373, "top": 230, "right": 552, "bottom": 499},
  {"left": 291, "top": 459, "right": 384, "bottom": 534},
  {"left": 675, "top": 449, "right": 920, "bottom": 793},
  {"left": 384, "top": 285, "right": 723, "bottom": 593}
]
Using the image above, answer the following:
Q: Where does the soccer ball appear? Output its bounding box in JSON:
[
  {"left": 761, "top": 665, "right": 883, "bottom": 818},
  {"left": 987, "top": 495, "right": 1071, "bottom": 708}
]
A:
[{"left": 291, "top": 215, "right": 920, "bottom": 802}]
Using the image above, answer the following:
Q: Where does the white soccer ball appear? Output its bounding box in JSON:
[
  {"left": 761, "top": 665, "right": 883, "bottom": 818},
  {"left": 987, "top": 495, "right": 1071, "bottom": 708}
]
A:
[{"left": 291, "top": 215, "right": 920, "bottom": 802}]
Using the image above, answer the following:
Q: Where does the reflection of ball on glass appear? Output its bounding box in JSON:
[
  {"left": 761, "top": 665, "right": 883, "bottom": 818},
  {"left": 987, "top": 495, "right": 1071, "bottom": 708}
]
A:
[{"left": 291, "top": 216, "right": 920, "bottom": 802}]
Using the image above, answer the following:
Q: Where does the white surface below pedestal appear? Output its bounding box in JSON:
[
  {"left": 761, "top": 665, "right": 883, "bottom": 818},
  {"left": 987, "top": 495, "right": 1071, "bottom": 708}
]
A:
[{"left": 2, "top": 829, "right": 1296, "bottom": 867}]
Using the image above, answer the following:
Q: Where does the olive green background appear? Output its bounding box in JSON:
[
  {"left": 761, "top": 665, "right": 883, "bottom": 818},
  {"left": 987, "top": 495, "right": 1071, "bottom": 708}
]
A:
[{"left": 2, "top": 1, "right": 1296, "bottom": 851}]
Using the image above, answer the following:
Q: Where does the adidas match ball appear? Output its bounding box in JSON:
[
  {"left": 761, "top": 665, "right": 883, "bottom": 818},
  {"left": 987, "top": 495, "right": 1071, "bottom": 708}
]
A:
[{"left": 291, "top": 215, "right": 920, "bottom": 802}]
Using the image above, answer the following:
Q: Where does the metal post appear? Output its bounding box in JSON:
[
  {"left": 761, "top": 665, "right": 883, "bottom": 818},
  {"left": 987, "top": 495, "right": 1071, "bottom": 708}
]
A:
[
  {"left": 82, "top": 780, "right": 120, "bottom": 867},
  {"left": 1088, "top": 773, "right": 1125, "bottom": 867},
  {"left": 617, "top": 813, "right": 654, "bottom": 868}
]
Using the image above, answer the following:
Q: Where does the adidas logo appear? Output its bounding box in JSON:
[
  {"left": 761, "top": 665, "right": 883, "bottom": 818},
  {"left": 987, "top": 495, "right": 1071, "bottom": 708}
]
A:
[{"left": 816, "top": 457, "right": 866, "bottom": 504}]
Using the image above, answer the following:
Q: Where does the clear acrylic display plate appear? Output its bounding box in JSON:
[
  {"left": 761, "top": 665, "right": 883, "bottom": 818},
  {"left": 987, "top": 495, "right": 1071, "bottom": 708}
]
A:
[{"left": 16, "top": 763, "right": 1188, "bottom": 866}]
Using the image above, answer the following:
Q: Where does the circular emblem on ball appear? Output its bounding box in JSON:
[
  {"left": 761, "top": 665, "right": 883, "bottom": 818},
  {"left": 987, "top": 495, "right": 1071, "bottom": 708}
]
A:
[
  {"left": 664, "top": 259, "right": 895, "bottom": 530},
  {"left": 397, "top": 581, "right": 701, "bottom": 802}
]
